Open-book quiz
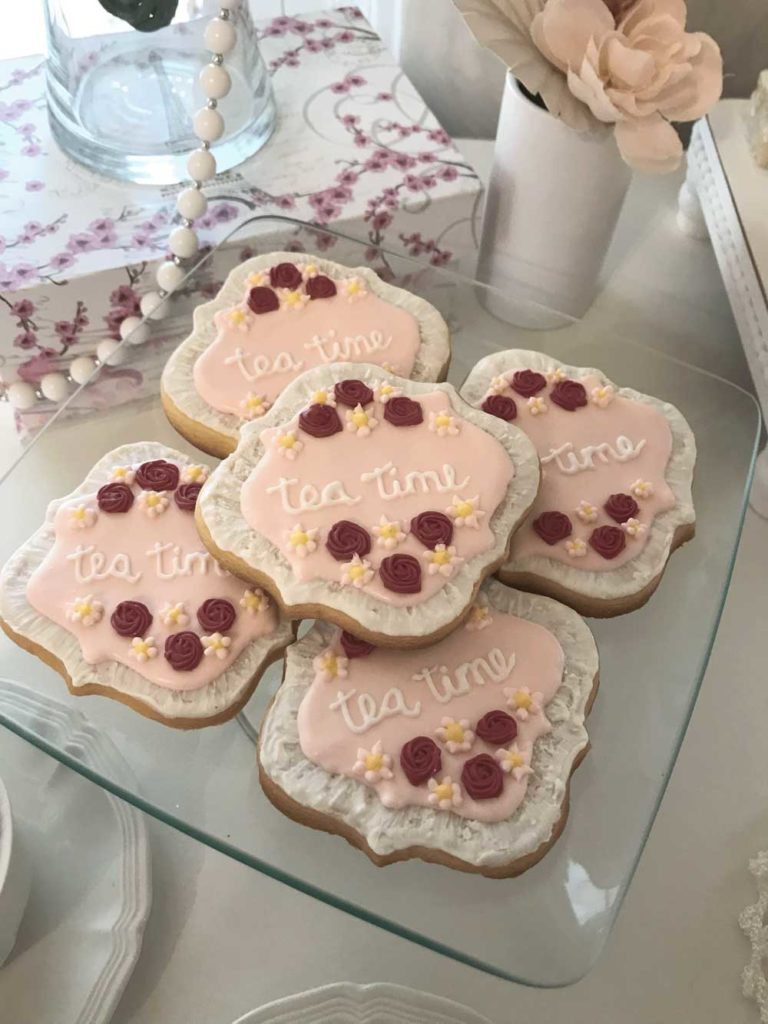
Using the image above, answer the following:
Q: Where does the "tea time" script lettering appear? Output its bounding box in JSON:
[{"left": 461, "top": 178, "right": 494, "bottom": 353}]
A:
[
  {"left": 304, "top": 329, "right": 391, "bottom": 363},
  {"left": 224, "top": 346, "right": 303, "bottom": 382},
  {"left": 540, "top": 434, "right": 646, "bottom": 475}
]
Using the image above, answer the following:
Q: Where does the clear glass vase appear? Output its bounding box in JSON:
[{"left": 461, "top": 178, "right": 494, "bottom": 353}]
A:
[{"left": 44, "top": 0, "right": 276, "bottom": 185}]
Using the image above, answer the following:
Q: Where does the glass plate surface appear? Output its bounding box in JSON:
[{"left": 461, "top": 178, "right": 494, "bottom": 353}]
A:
[{"left": 0, "top": 216, "right": 759, "bottom": 986}]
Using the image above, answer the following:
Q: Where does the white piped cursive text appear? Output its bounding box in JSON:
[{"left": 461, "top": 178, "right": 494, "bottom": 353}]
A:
[{"left": 540, "top": 435, "right": 646, "bottom": 475}]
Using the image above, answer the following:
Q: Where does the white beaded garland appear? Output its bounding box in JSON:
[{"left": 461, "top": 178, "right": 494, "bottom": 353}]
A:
[
  {"left": 193, "top": 107, "right": 224, "bottom": 143},
  {"left": 176, "top": 186, "right": 208, "bottom": 221},
  {"left": 156, "top": 260, "right": 186, "bottom": 293},
  {"left": 199, "top": 63, "right": 231, "bottom": 100},
  {"left": 7, "top": 381, "right": 38, "bottom": 410},
  {"left": 187, "top": 147, "right": 217, "bottom": 182},
  {"left": 69, "top": 355, "right": 97, "bottom": 385},
  {"left": 40, "top": 372, "right": 70, "bottom": 403},
  {"left": 140, "top": 290, "right": 170, "bottom": 320},
  {"left": 169, "top": 226, "right": 199, "bottom": 259},
  {"left": 119, "top": 316, "right": 150, "bottom": 346},
  {"left": 204, "top": 17, "right": 237, "bottom": 54},
  {"left": 96, "top": 338, "right": 128, "bottom": 367}
]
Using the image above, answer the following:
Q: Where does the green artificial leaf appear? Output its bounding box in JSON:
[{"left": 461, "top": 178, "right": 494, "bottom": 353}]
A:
[{"left": 97, "top": 0, "right": 179, "bottom": 33}]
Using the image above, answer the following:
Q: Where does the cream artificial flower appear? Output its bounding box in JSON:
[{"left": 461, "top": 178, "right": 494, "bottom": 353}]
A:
[
  {"left": 110, "top": 465, "right": 136, "bottom": 485},
  {"left": 424, "top": 544, "right": 463, "bottom": 578},
  {"left": 527, "top": 396, "right": 548, "bottom": 416},
  {"left": 345, "top": 404, "right": 378, "bottom": 437},
  {"left": 159, "top": 602, "right": 190, "bottom": 627},
  {"left": 372, "top": 515, "right": 406, "bottom": 549},
  {"left": 240, "top": 392, "right": 271, "bottom": 420},
  {"left": 428, "top": 410, "right": 460, "bottom": 437},
  {"left": 427, "top": 775, "right": 462, "bottom": 810},
  {"left": 279, "top": 288, "right": 310, "bottom": 312},
  {"left": 181, "top": 464, "right": 209, "bottom": 484},
  {"left": 353, "top": 740, "right": 394, "bottom": 784},
  {"left": 435, "top": 717, "right": 475, "bottom": 754},
  {"left": 495, "top": 743, "right": 533, "bottom": 782},
  {"left": 240, "top": 588, "right": 269, "bottom": 614},
  {"left": 504, "top": 685, "right": 544, "bottom": 721},
  {"left": 575, "top": 499, "right": 598, "bottom": 524},
  {"left": 227, "top": 306, "right": 251, "bottom": 331},
  {"left": 69, "top": 504, "right": 97, "bottom": 529},
  {"left": 565, "top": 537, "right": 588, "bottom": 557},
  {"left": 591, "top": 384, "right": 615, "bottom": 408},
  {"left": 447, "top": 494, "right": 485, "bottom": 529},
  {"left": 313, "top": 648, "right": 349, "bottom": 683},
  {"left": 286, "top": 524, "right": 319, "bottom": 558},
  {"left": 275, "top": 431, "right": 304, "bottom": 460},
  {"left": 340, "top": 553, "right": 374, "bottom": 588},
  {"left": 138, "top": 490, "right": 169, "bottom": 518},
  {"left": 66, "top": 595, "right": 104, "bottom": 627},
  {"left": 202, "top": 632, "right": 231, "bottom": 660},
  {"left": 130, "top": 636, "right": 158, "bottom": 663},
  {"left": 339, "top": 276, "right": 368, "bottom": 302},
  {"left": 631, "top": 478, "right": 654, "bottom": 499},
  {"left": 622, "top": 517, "right": 647, "bottom": 538}
]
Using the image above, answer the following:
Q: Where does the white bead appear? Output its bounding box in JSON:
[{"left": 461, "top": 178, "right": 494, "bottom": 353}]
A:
[
  {"left": 119, "top": 316, "right": 150, "bottom": 345},
  {"left": 69, "top": 355, "right": 97, "bottom": 385},
  {"left": 140, "top": 290, "right": 170, "bottom": 320},
  {"left": 7, "top": 381, "right": 37, "bottom": 410},
  {"left": 193, "top": 107, "right": 224, "bottom": 143},
  {"left": 96, "top": 338, "right": 128, "bottom": 366},
  {"left": 176, "top": 186, "right": 208, "bottom": 221},
  {"left": 40, "top": 372, "right": 70, "bottom": 403},
  {"left": 219, "top": 0, "right": 241, "bottom": 9},
  {"left": 169, "top": 226, "right": 199, "bottom": 259},
  {"left": 204, "top": 17, "right": 237, "bottom": 54},
  {"left": 187, "top": 147, "right": 217, "bottom": 181},
  {"left": 156, "top": 260, "right": 186, "bottom": 293},
  {"left": 199, "top": 63, "right": 231, "bottom": 100}
]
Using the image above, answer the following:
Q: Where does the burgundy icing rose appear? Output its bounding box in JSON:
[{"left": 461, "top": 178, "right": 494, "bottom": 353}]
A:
[
  {"left": 197, "top": 598, "right": 236, "bottom": 633},
  {"left": 510, "top": 369, "right": 547, "bottom": 398},
  {"left": 533, "top": 511, "right": 573, "bottom": 545},
  {"left": 111, "top": 600, "right": 152, "bottom": 638},
  {"left": 475, "top": 710, "right": 518, "bottom": 746},
  {"left": 174, "top": 482, "right": 202, "bottom": 511},
  {"left": 269, "top": 262, "right": 303, "bottom": 290},
  {"left": 334, "top": 379, "right": 374, "bottom": 408},
  {"left": 461, "top": 753, "right": 504, "bottom": 800},
  {"left": 247, "top": 286, "right": 280, "bottom": 314},
  {"left": 589, "top": 525, "right": 626, "bottom": 559},
  {"left": 136, "top": 459, "right": 180, "bottom": 492},
  {"left": 326, "top": 520, "right": 371, "bottom": 561},
  {"left": 380, "top": 553, "right": 422, "bottom": 594},
  {"left": 339, "top": 631, "right": 375, "bottom": 659},
  {"left": 299, "top": 404, "right": 342, "bottom": 438},
  {"left": 481, "top": 394, "right": 517, "bottom": 421},
  {"left": 550, "top": 379, "right": 588, "bottom": 412},
  {"left": 400, "top": 736, "right": 442, "bottom": 786},
  {"left": 306, "top": 275, "right": 337, "bottom": 299},
  {"left": 164, "top": 631, "right": 204, "bottom": 671},
  {"left": 604, "top": 492, "right": 640, "bottom": 524},
  {"left": 410, "top": 511, "right": 453, "bottom": 550},
  {"left": 383, "top": 396, "right": 423, "bottom": 427},
  {"left": 97, "top": 482, "right": 134, "bottom": 514}
]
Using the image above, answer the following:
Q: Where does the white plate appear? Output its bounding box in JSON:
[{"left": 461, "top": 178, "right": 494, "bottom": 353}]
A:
[
  {"left": 0, "top": 680, "right": 151, "bottom": 1024},
  {"left": 0, "top": 773, "right": 31, "bottom": 967},
  {"left": 233, "top": 982, "right": 494, "bottom": 1024}
]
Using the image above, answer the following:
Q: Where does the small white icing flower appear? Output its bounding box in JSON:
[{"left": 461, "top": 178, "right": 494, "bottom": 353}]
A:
[
  {"left": 424, "top": 544, "right": 463, "bottom": 578},
  {"left": 372, "top": 380, "right": 401, "bottom": 404},
  {"left": 341, "top": 553, "right": 374, "bottom": 588},
  {"left": 504, "top": 686, "right": 544, "bottom": 721},
  {"left": 301, "top": 262, "right": 320, "bottom": 280},
  {"left": 546, "top": 366, "right": 567, "bottom": 383},
  {"left": 428, "top": 410, "right": 460, "bottom": 437},
  {"left": 435, "top": 717, "right": 475, "bottom": 754},
  {"left": 565, "top": 537, "right": 588, "bottom": 558},
  {"left": 279, "top": 288, "right": 310, "bottom": 312},
  {"left": 372, "top": 515, "right": 406, "bottom": 549},
  {"left": 447, "top": 494, "right": 485, "bottom": 529},
  {"left": 488, "top": 374, "right": 511, "bottom": 395},
  {"left": 275, "top": 431, "right": 304, "bottom": 460},
  {"left": 591, "top": 384, "right": 615, "bottom": 408},
  {"left": 246, "top": 270, "right": 268, "bottom": 287},
  {"left": 631, "top": 479, "right": 654, "bottom": 499},
  {"left": 286, "top": 524, "right": 318, "bottom": 558},
  {"left": 110, "top": 465, "right": 136, "bottom": 485},
  {"left": 465, "top": 597, "right": 492, "bottom": 631},
  {"left": 339, "top": 276, "right": 368, "bottom": 302},
  {"left": 495, "top": 743, "right": 533, "bottom": 781},
  {"left": 138, "top": 490, "right": 170, "bottom": 518},
  {"left": 202, "top": 632, "right": 231, "bottom": 660},
  {"left": 227, "top": 306, "right": 251, "bottom": 331},
  {"left": 527, "top": 396, "right": 548, "bottom": 416},
  {"left": 427, "top": 776, "right": 462, "bottom": 810},
  {"left": 240, "top": 588, "right": 269, "bottom": 614},
  {"left": 130, "top": 635, "right": 157, "bottom": 663},
  {"left": 353, "top": 740, "right": 394, "bottom": 784},
  {"left": 575, "top": 500, "right": 599, "bottom": 524},
  {"left": 66, "top": 594, "right": 104, "bottom": 627},
  {"left": 159, "top": 602, "right": 189, "bottom": 627},
  {"left": 240, "top": 392, "right": 271, "bottom": 420},
  {"left": 309, "top": 387, "right": 336, "bottom": 408},
  {"left": 181, "top": 464, "right": 209, "bottom": 484},
  {"left": 622, "top": 517, "right": 647, "bottom": 538},
  {"left": 69, "top": 504, "right": 97, "bottom": 530},
  {"left": 345, "top": 404, "right": 378, "bottom": 437},
  {"left": 313, "top": 648, "right": 349, "bottom": 683}
]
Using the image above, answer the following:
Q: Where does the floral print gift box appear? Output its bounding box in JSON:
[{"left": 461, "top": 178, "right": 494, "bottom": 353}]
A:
[{"left": 0, "top": 7, "right": 480, "bottom": 436}]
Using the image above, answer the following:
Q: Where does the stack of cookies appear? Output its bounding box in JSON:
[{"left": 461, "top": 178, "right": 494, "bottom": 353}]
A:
[{"left": 0, "top": 253, "right": 696, "bottom": 877}]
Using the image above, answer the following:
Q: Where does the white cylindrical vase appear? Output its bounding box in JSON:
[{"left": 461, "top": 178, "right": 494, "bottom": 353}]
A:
[{"left": 477, "top": 74, "right": 632, "bottom": 327}]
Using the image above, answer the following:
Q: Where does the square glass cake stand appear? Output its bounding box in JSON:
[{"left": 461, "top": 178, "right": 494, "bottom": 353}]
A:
[{"left": 0, "top": 216, "right": 759, "bottom": 987}]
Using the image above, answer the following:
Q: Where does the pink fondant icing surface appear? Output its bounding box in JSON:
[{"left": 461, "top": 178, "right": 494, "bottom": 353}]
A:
[
  {"left": 487, "top": 372, "right": 676, "bottom": 571},
  {"left": 297, "top": 609, "right": 565, "bottom": 822},
  {"left": 193, "top": 288, "right": 422, "bottom": 417},
  {"left": 26, "top": 466, "right": 278, "bottom": 692},
  {"left": 240, "top": 390, "right": 515, "bottom": 607}
]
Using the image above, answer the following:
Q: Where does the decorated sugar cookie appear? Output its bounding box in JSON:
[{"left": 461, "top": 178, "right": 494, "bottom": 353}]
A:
[
  {"left": 161, "top": 252, "right": 451, "bottom": 458},
  {"left": 0, "top": 443, "right": 293, "bottom": 728},
  {"left": 195, "top": 363, "right": 540, "bottom": 648},
  {"left": 258, "top": 579, "right": 598, "bottom": 877},
  {"left": 461, "top": 351, "right": 696, "bottom": 616}
]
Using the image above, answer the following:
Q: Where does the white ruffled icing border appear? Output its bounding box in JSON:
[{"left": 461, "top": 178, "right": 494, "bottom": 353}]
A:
[
  {"left": 161, "top": 251, "right": 452, "bottom": 446},
  {"left": 198, "top": 363, "right": 540, "bottom": 640},
  {"left": 258, "top": 579, "right": 598, "bottom": 870},
  {"left": 460, "top": 350, "right": 696, "bottom": 602},
  {"left": 0, "top": 442, "right": 294, "bottom": 723}
]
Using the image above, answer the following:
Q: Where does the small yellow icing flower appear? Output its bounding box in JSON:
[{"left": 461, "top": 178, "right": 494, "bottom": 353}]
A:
[
  {"left": 465, "top": 598, "right": 492, "bottom": 631},
  {"left": 276, "top": 431, "right": 304, "bottom": 460},
  {"left": 130, "top": 636, "right": 158, "bottom": 663},
  {"left": 427, "top": 776, "right": 462, "bottom": 810},
  {"left": 341, "top": 553, "right": 374, "bottom": 588},
  {"left": 110, "top": 465, "right": 136, "bottom": 485},
  {"left": 435, "top": 717, "right": 475, "bottom": 754},
  {"left": 495, "top": 743, "right": 533, "bottom": 781},
  {"left": 339, "top": 276, "right": 368, "bottom": 302},
  {"left": 240, "top": 392, "right": 271, "bottom": 421},
  {"left": 354, "top": 740, "right": 394, "bottom": 784},
  {"left": 240, "top": 588, "right": 269, "bottom": 614},
  {"left": 504, "top": 686, "right": 544, "bottom": 721},
  {"left": 202, "top": 632, "right": 232, "bottom": 660},
  {"left": 622, "top": 517, "right": 647, "bottom": 539},
  {"left": 373, "top": 381, "right": 401, "bottom": 404},
  {"left": 428, "top": 410, "right": 460, "bottom": 437},
  {"left": 313, "top": 648, "right": 349, "bottom": 683},
  {"left": 138, "top": 490, "right": 170, "bottom": 518},
  {"left": 488, "top": 374, "right": 511, "bottom": 395},
  {"left": 67, "top": 594, "right": 104, "bottom": 627},
  {"left": 286, "top": 524, "right": 318, "bottom": 558},
  {"left": 575, "top": 500, "right": 598, "bottom": 524},
  {"left": 69, "top": 504, "right": 97, "bottom": 530},
  {"left": 591, "top": 384, "right": 615, "bottom": 408},
  {"left": 424, "top": 544, "right": 463, "bottom": 578},
  {"left": 181, "top": 464, "right": 209, "bottom": 484},
  {"left": 372, "top": 515, "right": 406, "bottom": 549},
  {"left": 565, "top": 537, "right": 588, "bottom": 558},
  {"left": 631, "top": 479, "right": 654, "bottom": 499},
  {"left": 159, "top": 602, "right": 189, "bottom": 627},
  {"left": 447, "top": 494, "right": 484, "bottom": 529},
  {"left": 345, "top": 404, "right": 378, "bottom": 437},
  {"left": 279, "top": 288, "right": 310, "bottom": 312},
  {"left": 527, "top": 396, "right": 548, "bottom": 416},
  {"left": 546, "top": 366, "right": 567, "bottom": 383},
  {"left": 310, "top": 387, "right": 336, "bottom": 408},
  {"left": 227, "top": 306, "right": 251, "bottom": 331},
  {"left": 246, "top": 270, "right": 268, "bottom": 287},
  {"left": 301, "top": 262, "right": 320, "bottom": 279}
]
